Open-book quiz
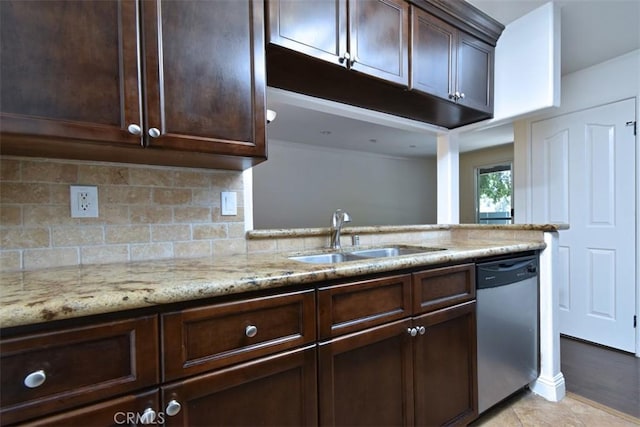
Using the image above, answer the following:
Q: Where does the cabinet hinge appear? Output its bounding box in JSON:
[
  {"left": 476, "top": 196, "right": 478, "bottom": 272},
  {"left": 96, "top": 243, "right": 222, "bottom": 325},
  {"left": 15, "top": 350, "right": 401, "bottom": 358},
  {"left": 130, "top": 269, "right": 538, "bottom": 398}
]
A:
[
  {"left": 626, "top": 121, "right": 637, "bottom": 135},
  {"left": 634, "top": 315, "right": 637, "bottom": 328}
]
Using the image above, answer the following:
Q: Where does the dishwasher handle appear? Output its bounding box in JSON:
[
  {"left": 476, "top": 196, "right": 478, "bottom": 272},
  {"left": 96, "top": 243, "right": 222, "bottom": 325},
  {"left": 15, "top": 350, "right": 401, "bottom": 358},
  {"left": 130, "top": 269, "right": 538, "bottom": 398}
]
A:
[
  {"left": 480, "top": 259, "right": 536, "bottom": 273},
  {"left": 476, "top": 256, "right": 538, "bottom": 289}
]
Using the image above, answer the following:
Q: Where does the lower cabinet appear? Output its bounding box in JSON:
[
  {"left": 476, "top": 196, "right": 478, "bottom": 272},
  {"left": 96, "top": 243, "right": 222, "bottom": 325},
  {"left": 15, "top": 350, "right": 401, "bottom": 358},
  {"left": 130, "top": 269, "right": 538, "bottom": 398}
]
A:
[
  {"left": 414, "top": 301, "right": 477, "bottom": 426},
  {"left": 318, "top": 319, "right": 415, "bottom": 426},
  {"left": 162, "top": 345, "right": 318, "bottom": 426},
  {"left": 317, "top": 265, "right": 477, "bottom": 426},
  {"left": 1, "top": 263, "right": 480, "bottom": 426}
]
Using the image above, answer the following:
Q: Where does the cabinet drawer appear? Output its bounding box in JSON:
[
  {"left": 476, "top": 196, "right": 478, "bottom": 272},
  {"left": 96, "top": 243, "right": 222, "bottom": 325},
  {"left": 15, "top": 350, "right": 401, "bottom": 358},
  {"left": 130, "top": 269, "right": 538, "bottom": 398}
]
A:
[
  {"left": 412, "top": 264, "right": 475, "bottom": 314},
  {"left": 0, "top": 316, "right": 159, "bottom": 425},
  {"left": 162, "top": 289, "right": 315, "bottom": 381},
  {"left": 318, "top": 274, "right": 412, "bottom": 340}
]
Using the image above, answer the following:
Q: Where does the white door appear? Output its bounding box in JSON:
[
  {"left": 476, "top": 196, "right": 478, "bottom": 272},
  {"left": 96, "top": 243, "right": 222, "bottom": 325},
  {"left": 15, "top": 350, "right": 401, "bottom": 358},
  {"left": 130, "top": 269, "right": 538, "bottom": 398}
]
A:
[{"left": 531, "top": 98, "right": 636, "bottom": 352}]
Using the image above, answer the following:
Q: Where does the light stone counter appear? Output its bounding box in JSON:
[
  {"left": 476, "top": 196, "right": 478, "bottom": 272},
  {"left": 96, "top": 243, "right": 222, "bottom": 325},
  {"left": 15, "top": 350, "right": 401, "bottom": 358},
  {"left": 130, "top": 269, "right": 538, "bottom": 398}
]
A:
[{"left": 0, "top": 237, "right": 547, "bottom": 329}]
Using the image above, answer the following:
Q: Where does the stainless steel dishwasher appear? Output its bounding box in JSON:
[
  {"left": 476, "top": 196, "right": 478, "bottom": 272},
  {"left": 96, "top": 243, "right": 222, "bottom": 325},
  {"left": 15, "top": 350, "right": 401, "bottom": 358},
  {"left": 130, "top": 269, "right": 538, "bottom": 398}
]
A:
[{"left": 476, "top": 255, "right": 539, "bottom": 414}]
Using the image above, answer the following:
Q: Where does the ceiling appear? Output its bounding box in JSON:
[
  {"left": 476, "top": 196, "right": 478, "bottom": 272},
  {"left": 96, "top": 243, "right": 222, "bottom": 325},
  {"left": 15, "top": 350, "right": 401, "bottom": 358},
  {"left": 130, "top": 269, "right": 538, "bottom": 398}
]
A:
[{"left": 267, "top": 0, "right": 640, "bottom": 157}]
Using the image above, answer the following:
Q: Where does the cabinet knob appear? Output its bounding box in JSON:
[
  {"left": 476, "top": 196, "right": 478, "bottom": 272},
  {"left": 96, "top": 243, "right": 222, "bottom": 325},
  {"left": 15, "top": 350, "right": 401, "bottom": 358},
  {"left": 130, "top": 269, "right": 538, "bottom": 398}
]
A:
[
  {"left": 459, "top": 92, "right": 465, "bottom": 99},
  {"left": 127, "top": 124, "right": 142, "bottom": 135},
  {"left": 418, "top": 326, "right": 426, "bottom": 335},
  {"left": 245, "top": 325, "right": 258, "bottom": 338},
  {"left": 165, "top": 400, "right": 182, "bottom": 417},
  {"left": 148, "top": 127, "right": 161, "bottom": 138},
  {"left": 339, "top": 52, "right": 351, "bottom": 65},
  {"left": 139, "top": 408, "right": 157, "bottom": 425},
  {"left": 448, "top": 93, "right": 456, "bottom": 100},
  {"left": 23, "top": 370, "right": 46, "bottom": 389},
  {"left": 407, "top": 327, "right": 417, "bottom": 337}
]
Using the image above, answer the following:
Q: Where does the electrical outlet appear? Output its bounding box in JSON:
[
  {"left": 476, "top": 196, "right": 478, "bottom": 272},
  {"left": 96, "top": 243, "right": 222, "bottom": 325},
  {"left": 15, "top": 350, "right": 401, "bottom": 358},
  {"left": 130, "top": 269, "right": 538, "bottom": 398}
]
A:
[{"left": 70, "top": 185, "right": 99, "bottom": 218}]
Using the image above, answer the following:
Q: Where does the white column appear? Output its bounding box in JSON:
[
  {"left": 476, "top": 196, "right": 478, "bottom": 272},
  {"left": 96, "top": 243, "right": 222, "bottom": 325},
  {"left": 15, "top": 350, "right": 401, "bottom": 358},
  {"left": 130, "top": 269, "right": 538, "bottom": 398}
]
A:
[
  {"left": 437, "top": 133, "right": 459, "bottom": 224},
  {"left": 530, "top": 231, "right": 566, "bottom": 401}
]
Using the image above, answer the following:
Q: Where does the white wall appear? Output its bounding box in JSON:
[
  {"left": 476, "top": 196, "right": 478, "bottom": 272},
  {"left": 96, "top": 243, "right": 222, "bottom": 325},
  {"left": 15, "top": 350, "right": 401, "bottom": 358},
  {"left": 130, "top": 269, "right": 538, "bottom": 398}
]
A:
[
  {"left": 253, "top": 140, "right": 437, "bottom": 228},
  {"left": 459, "top": 143, "right": 514, "bottom": 224}
]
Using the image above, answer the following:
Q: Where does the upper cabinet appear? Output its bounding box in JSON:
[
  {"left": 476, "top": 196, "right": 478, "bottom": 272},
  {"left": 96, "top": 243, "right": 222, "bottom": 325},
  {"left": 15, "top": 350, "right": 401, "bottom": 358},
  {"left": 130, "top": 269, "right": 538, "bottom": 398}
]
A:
[
  {"left": 266, "top": 0, "right": 503, "bottom": 129},
  {"left": 267, "top": 0, "right": 409, "bottom": 87},
  {"left": 410, "top": 6, "right": 494, "bottom": 114},
  {"left": 0, "top": 0, "right": 266, "bottom": 170}
]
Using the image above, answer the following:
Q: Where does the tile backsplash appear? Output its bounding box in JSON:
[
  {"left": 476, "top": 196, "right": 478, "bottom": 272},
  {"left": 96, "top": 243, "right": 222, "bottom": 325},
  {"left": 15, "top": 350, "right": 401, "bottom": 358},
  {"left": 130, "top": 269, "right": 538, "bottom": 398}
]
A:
[{"left": 0, "top": 157, "right": 246, "bottom": 272}]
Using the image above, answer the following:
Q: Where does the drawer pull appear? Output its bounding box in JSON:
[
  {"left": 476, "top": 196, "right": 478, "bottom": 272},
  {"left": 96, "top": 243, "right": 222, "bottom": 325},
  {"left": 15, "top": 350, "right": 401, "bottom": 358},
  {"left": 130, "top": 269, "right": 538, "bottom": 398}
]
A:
[
  {"left": 24, "top": 370, "right": 46, "bottom": 388},
  {"left": 245, "top": 325, "right": 258, "bottom": 338},
  {"left": 139, "top": 408, "right": 157, "bottom": 424},
  {"left": 165, "top": 400, "right": 182, "bottom": 417}
]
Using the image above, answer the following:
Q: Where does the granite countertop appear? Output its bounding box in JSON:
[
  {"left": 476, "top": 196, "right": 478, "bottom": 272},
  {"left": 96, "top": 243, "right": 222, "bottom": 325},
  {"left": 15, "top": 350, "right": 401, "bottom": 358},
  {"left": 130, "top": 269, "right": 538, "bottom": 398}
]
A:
[{"left": 0, "top": 238, "right": 547, "bottom": 329}]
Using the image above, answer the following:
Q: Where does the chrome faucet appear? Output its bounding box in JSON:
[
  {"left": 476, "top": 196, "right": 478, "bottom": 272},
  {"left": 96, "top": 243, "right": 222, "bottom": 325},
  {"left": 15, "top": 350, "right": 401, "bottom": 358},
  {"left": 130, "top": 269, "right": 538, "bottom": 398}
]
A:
[{"left": 330, "top": 209, "right": 351, "bottom": 250}]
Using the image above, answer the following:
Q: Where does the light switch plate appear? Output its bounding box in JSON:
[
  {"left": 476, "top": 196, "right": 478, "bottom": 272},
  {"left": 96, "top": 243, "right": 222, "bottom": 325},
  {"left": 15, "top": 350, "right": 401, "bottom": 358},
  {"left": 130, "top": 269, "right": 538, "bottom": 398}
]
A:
[
  {"left": 221, "top": 191, "right": 237, "bottom": 216},
  {"left": 70, "top": 185, "right": 99, "bottom": 218}
]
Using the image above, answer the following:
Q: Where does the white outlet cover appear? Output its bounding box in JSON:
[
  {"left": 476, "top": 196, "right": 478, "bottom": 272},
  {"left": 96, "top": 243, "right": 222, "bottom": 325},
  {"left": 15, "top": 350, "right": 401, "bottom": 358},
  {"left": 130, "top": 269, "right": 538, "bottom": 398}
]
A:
[
  {"left": 221, "top": 191, "right": 237, "bottom": 216},
  {"left": 70, "top": 185, "right": 99, "bottom": 218}
]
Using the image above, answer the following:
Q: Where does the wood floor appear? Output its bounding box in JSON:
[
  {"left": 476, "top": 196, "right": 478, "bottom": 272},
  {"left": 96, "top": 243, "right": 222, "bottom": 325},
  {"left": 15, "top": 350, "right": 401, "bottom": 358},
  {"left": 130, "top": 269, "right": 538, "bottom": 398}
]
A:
[{"left": 561, "top": 335, "right": 640, "bottom": 418}]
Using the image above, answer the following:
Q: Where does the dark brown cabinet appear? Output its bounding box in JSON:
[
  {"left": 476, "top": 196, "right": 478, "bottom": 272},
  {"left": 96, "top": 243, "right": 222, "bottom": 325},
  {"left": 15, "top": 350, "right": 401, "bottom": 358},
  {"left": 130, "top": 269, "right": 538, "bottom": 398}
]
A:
[
  {"left": 414, "top": 301, "right": 477, "bottom": 426},
  {"left": 317, "top": 266, "right": 477, "bottom": 426},
  {"left": 267, "top": 0, "right": 409, "bottom": 86},
  {"left": 162, "top": 345, "right": 318, "bottom": 426},
  {"left": 0, "top": 0, "right": 266, "bottom": 170},
  {"left": 1, "top": 262, "right": 480, "bottom": 426},
  {"left": 410, "top": 5, "right": 494, "bottom": 114},
  {"left": 318, "top": 319, "right": 415, "bottom": 426}
]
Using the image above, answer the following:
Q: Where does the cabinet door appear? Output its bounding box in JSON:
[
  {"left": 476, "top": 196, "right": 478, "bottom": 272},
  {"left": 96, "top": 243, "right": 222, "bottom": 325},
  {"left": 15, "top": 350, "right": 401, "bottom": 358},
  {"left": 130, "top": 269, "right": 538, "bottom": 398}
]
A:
[
  {"left": 456, "top": 32, "right": 494, "bottom": 114},
  {"left": 409, "top": 6, "right": 456, "bottom": 102},
  {"left": 0, "top": 0, "right": 141, "bottom": 145},
  {"left": 20, "top": 389, "right": 159, "bottom": 427},
  {"left": 141, "top": 0, "right": 266, "bottom": 158},
  {"left": 349, "top": 0, "right": 409, "bottom": 86},
  {"left": 319, "top": 319, "right": 414, "bottom": 426},
  {"left": 267, "top": 0, "right": 347, "bottom": 66},
  {"left": 413, "top": 301, "right": 477, "bottom": 426},
  {"left": 162, "top": 346, "right": 317, "bottom": 426}
]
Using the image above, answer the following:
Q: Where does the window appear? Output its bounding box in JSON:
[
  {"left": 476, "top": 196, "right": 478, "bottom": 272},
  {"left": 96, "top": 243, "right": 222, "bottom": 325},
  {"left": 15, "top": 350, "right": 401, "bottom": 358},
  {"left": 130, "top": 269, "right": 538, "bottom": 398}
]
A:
[{"left": 476, "top": 164, "right": 512, "bottom": 224}]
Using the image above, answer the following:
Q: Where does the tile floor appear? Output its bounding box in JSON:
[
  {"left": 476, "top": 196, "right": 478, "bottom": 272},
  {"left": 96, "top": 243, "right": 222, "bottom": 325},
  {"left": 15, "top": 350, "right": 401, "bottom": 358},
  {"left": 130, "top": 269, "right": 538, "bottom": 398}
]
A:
[{"left": 472, "top": 390, "right": 640, "bottom": 426}]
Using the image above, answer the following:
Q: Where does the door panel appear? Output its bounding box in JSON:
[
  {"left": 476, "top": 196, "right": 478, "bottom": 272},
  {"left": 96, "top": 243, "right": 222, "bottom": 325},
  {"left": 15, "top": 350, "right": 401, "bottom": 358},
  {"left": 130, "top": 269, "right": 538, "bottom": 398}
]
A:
[
  {"left": 410, "top": 6, "right": 455, "bottom": 101},
  {"left": 349, "top": 0, "right": 409, "bottom": 86},
  {"left": 456, "top": 32, "right": 493, "bottom": 113},
  {"left": 267, "top": 0, "right": 347, "bottom": 65},
  {"left": 531, "top": 98, "right": 636, "bottom": 352},
  {"left": 142, "top": 0, "right": 266, "bottom": 156},
  {"left": 0, "top": 0, "right": 141, "bottom": 145}
]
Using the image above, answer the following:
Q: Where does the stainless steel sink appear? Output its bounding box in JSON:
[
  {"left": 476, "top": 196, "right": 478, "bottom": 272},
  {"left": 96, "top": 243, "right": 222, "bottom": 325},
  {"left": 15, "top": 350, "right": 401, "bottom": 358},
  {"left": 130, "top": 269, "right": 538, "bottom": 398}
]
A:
[
  {"left": 289, "top": 245, "right": 445, "bottom": 264},
  {"left": 288, "top": 252, "right": 365, "bottom": 264},
  {"left": 350, "top": 246, "right": 445, "bottom": 258}
]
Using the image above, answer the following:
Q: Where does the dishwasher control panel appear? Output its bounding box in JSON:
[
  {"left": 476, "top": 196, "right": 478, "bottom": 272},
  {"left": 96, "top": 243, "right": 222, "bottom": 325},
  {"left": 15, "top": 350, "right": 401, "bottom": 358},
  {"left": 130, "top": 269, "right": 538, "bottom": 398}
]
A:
[{"left": 476, "top": 255, "right": 538, "bottom": 289}]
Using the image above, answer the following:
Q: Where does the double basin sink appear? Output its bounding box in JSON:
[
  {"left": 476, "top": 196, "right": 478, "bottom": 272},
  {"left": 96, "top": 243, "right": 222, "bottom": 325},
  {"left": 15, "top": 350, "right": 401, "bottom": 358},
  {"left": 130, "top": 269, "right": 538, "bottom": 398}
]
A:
[{"left": 290, "top": 245, "right": 445, "bottom": 264}]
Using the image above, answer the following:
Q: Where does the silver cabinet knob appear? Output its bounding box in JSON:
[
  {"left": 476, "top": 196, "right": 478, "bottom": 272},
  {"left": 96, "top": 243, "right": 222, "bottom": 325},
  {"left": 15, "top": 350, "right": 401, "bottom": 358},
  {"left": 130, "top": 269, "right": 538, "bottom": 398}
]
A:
[
  {"left": 245, "top": 325, "right": 258, "bottom": 338},
  {"left": 339, "top": 51, "right": 351, "bottom": 65},
  {"left": 165, "top": 400, "right": 182, "bottom": 417},
  {"left": 148, "top": 127, "right": 161, "bottom": 138},
  {"left": 459, "top": 92, "right": 465, "bottom": 99},
  {"left": 448, "top": 93, "right": 456, "bottom": 100},
  {"left": 127, "top": 124, "right": 142, "bottom": 135},
  {"left": 418, "top": 326, "right": 426, "bottom": 335},
  {"left": 407, "top": 327, "right": 417, "bottom": 337},
  {"left": 24, "top": 370, "right": 46, "bottom": 388},
  {"left": 139, "top": 408, "right": 157, "bottom": 425}
]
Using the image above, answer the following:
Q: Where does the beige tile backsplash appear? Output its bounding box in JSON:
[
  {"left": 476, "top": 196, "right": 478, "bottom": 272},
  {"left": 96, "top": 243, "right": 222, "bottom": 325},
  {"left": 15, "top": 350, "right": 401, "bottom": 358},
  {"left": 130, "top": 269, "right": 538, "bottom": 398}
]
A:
[{"left": 0, "top": 157, "right": 246, "bottom": 272}]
